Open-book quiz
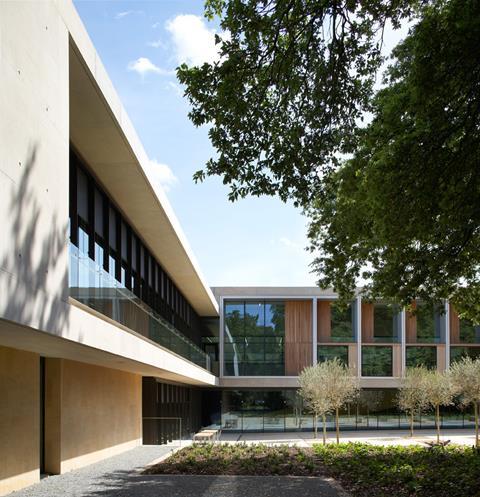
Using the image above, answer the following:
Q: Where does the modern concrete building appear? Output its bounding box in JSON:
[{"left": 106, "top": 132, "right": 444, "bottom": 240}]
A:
[{"left": 1, "top": 1, "right": 480, "bottom": 495}]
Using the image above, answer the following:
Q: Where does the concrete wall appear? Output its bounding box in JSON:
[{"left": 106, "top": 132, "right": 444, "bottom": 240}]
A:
[
  {"left": 0, "top": 346, "right": 39, "bottom": 496},
  {"left": 0, "top": 0, "right": 70, "bottom": 334},
  {"left": 45, "top": 359, "right": 142, "bottom": 474}
]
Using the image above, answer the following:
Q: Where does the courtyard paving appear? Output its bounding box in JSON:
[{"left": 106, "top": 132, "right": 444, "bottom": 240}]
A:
[{"left": 8, "top": 429, "right": 477, "bottom": 497}]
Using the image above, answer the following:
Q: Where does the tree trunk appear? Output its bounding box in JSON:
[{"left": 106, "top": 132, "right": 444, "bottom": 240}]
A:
[
  {"left": 322, "top": 413, "right": 327, "bottom": 445},
  {"left": 335, "top": 408, "right": 340, "bottom": 444},
  {"left": 410, "top": 411, "right": 414, "bottom": 437},
  {"left": 436, "top": 404, "right": 440, "bottom": 444},
  {"left": 475, "top": 402, "right": 479, "bottom": 448},
  {"left": 314, "top": 414, "right": 317, "bottom": 439}
]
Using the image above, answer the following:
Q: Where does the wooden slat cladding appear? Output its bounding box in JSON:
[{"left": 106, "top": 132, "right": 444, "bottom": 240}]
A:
[
  {"left": 449, "top": 304, "right": 460, "bottom": 344},
  {"left": 285, "top": 300, "right": 312, "bottom": 375},
  {"left": 361, "top": 303, "right": 374, "bottom": 343},
  {"left": 317, "top": 300, "right": 331, "bottom": 343}
]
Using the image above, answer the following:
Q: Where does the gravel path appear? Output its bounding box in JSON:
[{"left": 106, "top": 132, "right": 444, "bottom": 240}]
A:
[
  {"left": 8, "top": 445, "right": 174, "bottom": 497},
  {"left": 8, "top": 445, "right": 345, "bottom": 497}
]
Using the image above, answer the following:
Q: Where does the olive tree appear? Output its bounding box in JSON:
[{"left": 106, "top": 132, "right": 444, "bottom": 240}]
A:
[
  {"left": 423, "top": 370, "right": 455, "bottom": 443},
  {"left": 450, "top": 357, "right": 480, "bottom": 447},
  {"left": 298, "top": 363, "right": 332, "bottom": 444},
  {"left": 397, "top": 366, "right": 429, "bottom": 437},
  {"left": 300, "top": 359, "right": 359, "bottom": 444}
]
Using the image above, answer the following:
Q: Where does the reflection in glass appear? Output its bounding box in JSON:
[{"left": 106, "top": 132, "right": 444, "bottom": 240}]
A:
[
  {"left": 331, "top": 302, "right": 355, "bottom": 342},
  {"left": 224, "top": 301, "right": 285, "bottom": 376},
  {"left": 219, "top": 388, "right": 472, "bottom": 432},
  {"left": 450, "top": 346, "right": 480, "bottom": 364},
  {"left": 459, "top": 320, "right": 480, "bottom": 344},
  {"left": 406, "top": 346, "right": 437, "bottom": 369},
  {"left": 318, "top": 345, "right": 349, "bottom": 365},
  {"left": 68, "top": 243, "right": 211, "bottom": 371},
  {"left": 416, "top": 302, "right": 442, "bottom": 343},
  {"left": 362, "top": 346, "right": 393, "bottom": 376},
  {"left": 374, "top": 304, "right": 401, "bottom": 342}
]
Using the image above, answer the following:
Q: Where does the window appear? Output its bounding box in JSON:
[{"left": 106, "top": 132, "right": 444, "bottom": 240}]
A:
[
  {"left": 362, "top": 346, "right": 393, "bottom": 376},
  {"left": 450, "top": 346, "right": 480, "bottom": 364},
  {"left": 459, "top": 320, "right": 480, "bottom": 344},
  {"left": 318, "top": 345, "right": 349, "bottom": 365},
  {"left": 331, "top": 302, "right": 355, "bottom": 342},
  {"left": 373, "top": 304, "right": 400, "bottom": 343},
  {"left": 224, "top": 301, "right": 285, "bottom": 376},
  {"left": 406, "top": 346, "right": 437, "bottom": 369}
]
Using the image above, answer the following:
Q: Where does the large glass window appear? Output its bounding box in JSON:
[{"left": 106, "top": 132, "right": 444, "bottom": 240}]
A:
[
  {"left": 224, "top": 301, "right": 285, "bottom": 376},
  {"left": 450, "top": 346, "right": 480, "bottom": 364},
  {"left": 459, "top": 320, "right": 480, "bottom": 344},
  {"left": 318, "top": 345, "right": 349, "bottom": 366},
  {"left": 415, "top": 302, "right": 443, "bottom": 343},
  {"left": 362, "top": 346, "right": 393, "bottom": 376},
  {"left": 406, "top": 346, "right": 437, "bottom": 369},
  {"left": 331, "top": 302, "right": 355, "bottom": 342},
  {"left": 373, "top": 304, "right": 401, "bottom": 343}
]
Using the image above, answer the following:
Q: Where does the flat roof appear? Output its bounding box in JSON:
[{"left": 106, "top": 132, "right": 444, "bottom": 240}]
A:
[{"left": 60, "top": 2, "right": 218, "bottom": 317}]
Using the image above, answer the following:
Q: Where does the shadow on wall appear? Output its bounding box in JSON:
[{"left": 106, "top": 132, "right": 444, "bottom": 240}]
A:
[{"left": 0, "top": 142, "right": 70, "bottom": 336}]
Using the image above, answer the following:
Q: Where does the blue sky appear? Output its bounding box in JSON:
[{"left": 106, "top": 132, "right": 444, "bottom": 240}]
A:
[{"left": 74, "top": 1, "right": 409, "bottom": 288}]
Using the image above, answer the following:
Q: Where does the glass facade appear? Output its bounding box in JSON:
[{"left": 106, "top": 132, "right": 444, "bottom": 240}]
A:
[
  {"left": 219, "top": 389, "right": 475, "bottom": 432},
  {"left": 373, "top": 304, "right": 401, "bottom": 342},
  {"left": 224, "top": 301, "right": 285, "bottom": 376},
  {"left": 362, "top": 346, "right": 393, "bottom": 376},
  {"left": 318, "top": 345, "right": 349, "bottom": 365},
  {"left": 415, "top": 302, "right": 443, "bottom": 343},
  {"left": 69, "top": 149, "right": 211, "bottom": 370},
  {"left": 330, "top": 302, "right": 356, "bottom": 342},
  {"left": 459, "top": 320, "right": 480, "bottom": 343},
  {"left": 450, "top": 346, "right": 480, "bottom": 363},
  {"left": 406, "top": 346, "right": 437, "bottom": 369},
  {"left": 69, "top": 243, "right": 211, "bottom": 370}
]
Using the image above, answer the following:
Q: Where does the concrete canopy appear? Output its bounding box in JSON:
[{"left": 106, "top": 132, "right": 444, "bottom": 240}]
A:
[{"left": 68, "top": 41, "right": 218, "bottom": 317}]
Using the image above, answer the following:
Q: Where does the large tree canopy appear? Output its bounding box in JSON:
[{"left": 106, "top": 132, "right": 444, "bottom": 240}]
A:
[
  {"left": 308, "top": 0, "right": 480, "bottom": 317},
  {"left": 178, "top": 0, "right": 480, "bottom": 320},
  {"left": 178, "top": 0, "right": 416, "bottom": 206}
]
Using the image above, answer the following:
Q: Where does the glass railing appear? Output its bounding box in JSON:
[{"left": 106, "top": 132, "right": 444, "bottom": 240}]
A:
[{"left": 68, "top": 243, "right": 211, "bottom": 372}]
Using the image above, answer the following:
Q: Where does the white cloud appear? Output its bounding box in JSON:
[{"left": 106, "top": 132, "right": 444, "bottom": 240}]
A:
[
  {"left": 167, "top": 81, "right": 183, "bottom": 97},
  {"left": 147, "top": 39, "right": 167, "bottom": 49},
  {"left": 115, "top": 10, "right": 143, "bottom": 20},
  {"left": 165, "top": 14, "right": 226, "bottom": 66},
  {"left": 144, "top": 159, "right": 178, "bottom": 192},
  {"left": 127, "top": 57, "right": 171, "bottom": 77}
]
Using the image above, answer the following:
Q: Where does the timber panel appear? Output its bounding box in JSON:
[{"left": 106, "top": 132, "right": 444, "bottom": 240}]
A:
[
  {"left": 317, "top": 300, "right": 331, "bottom": 342},
  {"left": 361, "top": 303, "right": 374, "bottom": 343},
  {"left": 285, "top": 300, "right": 312, "bottom": 375},
  {"left": 449, "top": 304, "right": 460, "bottom": 344}
]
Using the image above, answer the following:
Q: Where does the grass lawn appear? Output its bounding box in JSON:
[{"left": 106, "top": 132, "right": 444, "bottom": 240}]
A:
[{"left": 144, "top": 442, "right": 480, "bottom": 497}]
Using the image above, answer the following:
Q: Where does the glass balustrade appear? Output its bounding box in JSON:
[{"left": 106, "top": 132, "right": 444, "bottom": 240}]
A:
[{"left": 69, "top": 243, "right": 211, "bottom": 371}]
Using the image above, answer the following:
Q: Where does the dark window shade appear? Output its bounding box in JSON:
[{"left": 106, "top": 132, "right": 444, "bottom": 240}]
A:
[
  {"left": 109, "top": 207, "right": 117, "bottom": 250},
  {"left": 94, "top": 188, "right": 104, "bottom": 236},
  {"left": 77, "top": 168, "right": 88, "bottom": 221}
]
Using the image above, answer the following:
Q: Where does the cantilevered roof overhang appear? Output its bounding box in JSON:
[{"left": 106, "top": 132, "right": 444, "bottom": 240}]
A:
[{"left": 66, "top": 13, "right": 218, "bottom": 317}]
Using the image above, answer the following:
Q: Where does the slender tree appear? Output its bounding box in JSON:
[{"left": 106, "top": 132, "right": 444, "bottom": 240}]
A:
[
  {"left": 298, "top": 363, "right": 332, "bottom": 444},
  {"left": 299, "top": 359, "right": 359, "bottom": 444},
  {"left": 422, "top": 370, "right": 455, "bottom": 443},
  {"left": 397, "top": 366, "right": 429, "bottom": 437},
  {"left": 450, "top": 357, "right": 480, "bottom": 447}
]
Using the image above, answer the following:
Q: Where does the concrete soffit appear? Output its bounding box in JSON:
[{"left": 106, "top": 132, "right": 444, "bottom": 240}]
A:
[{"left": 66, "top": 20, "right": 218, "bottom": 317}]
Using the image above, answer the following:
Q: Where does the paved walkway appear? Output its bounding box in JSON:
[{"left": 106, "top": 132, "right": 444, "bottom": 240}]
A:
[
  {"left": 220, "top": 428, "right": 478, "bottom": 447},
  {"left": 8, "top": 444, "right": 343, "bottom": 497}
]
